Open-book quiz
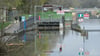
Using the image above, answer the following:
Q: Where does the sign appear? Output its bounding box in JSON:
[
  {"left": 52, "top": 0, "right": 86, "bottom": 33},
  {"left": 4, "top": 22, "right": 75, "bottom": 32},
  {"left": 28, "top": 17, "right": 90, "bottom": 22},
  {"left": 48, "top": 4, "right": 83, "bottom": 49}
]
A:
[
  {"left": 84, "top": 14, "right": 89, "bottom": 17},
  {"left": 22, "top": 16, "right": 26, "bottom": 22},
  {"left": 84, "top": 13, "right": 89, "bottom": 19},
  {"left": 85, "top": 51, "right": 89, "bottom": 55},
  {"left": 78, "top": 52, "right": 84, "bottom": 56},
  {"left": 79, "top": 48, "right": 84, "bottom": 56},
  {"left": 78, "top": 14, "right": 84, "bottom": 17},
  {"left": 57, "top": 10, "right": 65, "bottom": 15},
  {"left": 78, "top": 18, "right": 83, "bottom": 22}
]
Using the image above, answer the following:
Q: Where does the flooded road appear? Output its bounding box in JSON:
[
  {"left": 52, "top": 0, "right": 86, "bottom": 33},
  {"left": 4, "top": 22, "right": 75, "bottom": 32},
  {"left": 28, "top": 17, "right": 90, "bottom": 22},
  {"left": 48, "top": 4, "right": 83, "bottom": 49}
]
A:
[
  {"left": 50, "top": 30, "right": 83, "bottom": 56},
  {"left": 50, "top": 19, "right": 100, "bottom": 56},
  {"left": 7, "top": 19, "right": 100, "bottom": 56},
  {"left": 85, "top": 32, "right": 100, "bottom": 56},
  {"left": 80, "top": 19, "right": 100, "bottom": 56}
]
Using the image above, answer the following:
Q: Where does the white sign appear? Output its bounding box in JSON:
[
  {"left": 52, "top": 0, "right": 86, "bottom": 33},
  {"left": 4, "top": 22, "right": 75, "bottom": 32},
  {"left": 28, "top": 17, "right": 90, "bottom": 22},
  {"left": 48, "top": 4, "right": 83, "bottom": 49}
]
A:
[
  {"left": 22, "top": 16, "right": 26, "bottom": 22},
  {"left": 57, "top": 10, "right": 65, "bottom": 15},
  {"left": 79, "top": 48, "right": 84, "bottom": 51},
  {"left": 84, "top": 13, "right": 89, "bottom": 19},
  {"left": 80, "top": 14, "right": 83, "bottom": 17},
  {"left": 78, "top": 14, "right": 84, "bottom": 18},
  {"left": 78, "top": 18, "right": 83, "bottom": 22}
]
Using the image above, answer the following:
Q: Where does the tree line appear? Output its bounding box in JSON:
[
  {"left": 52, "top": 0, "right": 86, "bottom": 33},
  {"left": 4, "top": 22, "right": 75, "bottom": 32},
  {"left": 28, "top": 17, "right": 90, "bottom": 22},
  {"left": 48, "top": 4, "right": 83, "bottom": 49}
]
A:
[{"left": 0, "top": 0, "right": 100, "bottom": 14}]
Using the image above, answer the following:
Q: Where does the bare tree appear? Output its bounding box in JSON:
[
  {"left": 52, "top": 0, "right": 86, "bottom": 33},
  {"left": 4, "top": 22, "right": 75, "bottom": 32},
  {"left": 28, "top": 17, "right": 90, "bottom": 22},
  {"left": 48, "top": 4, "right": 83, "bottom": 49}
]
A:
[
  {"left": 48, "top": 0, "right": 72, "bottom": 8},
  {"left": 81, "top": 0, "right": 98, "bottom": 8}
]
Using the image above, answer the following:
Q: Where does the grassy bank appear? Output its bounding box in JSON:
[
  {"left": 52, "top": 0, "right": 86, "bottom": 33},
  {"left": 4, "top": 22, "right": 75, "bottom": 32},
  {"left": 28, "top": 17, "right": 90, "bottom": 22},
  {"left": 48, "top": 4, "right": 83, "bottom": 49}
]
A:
[
  {"left": 38, "top": 11, "right": 72, "bottom": 19},
  {"left": 22, "top": 11, "right": 72, "bottom": 20},
  {"left": 0, "top": 22, "right": 11, "bottom": 29}
]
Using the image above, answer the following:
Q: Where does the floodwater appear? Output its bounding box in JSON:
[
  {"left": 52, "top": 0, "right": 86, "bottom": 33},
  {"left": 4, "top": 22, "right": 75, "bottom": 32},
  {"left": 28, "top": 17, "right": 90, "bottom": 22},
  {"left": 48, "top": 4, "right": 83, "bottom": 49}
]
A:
[
  {"left": 50, "top": 19, "right": 100, "bottom": 56},
  {"left": 6, "top": 19, "right": 100, "bottom": 56}
]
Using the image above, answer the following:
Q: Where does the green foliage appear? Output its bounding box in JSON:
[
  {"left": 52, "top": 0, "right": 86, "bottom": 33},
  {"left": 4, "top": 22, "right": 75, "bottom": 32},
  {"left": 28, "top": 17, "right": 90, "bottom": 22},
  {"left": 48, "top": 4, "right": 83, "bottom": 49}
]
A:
[
  {"left": 15, "top": 0, "right": 22, "bottom": 7},
  {"left": 39, "top": 0, "right": 47, "bottom": 5},
  {"left": 3, "top": 0, "right": 22, "bottom": 8},
  {"left": 0, "top": 22, "right": 10, "bottom": 29}
]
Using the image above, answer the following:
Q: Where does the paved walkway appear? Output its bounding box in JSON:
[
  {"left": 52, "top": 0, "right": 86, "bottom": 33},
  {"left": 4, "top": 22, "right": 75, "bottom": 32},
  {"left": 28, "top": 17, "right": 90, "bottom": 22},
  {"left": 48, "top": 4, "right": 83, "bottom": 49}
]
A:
[
  {"left": 0, "top": 22, "right": 20, "bottom": 42},
  {"left": 5, "top": 22, "right": 20, "bottom": 33}
]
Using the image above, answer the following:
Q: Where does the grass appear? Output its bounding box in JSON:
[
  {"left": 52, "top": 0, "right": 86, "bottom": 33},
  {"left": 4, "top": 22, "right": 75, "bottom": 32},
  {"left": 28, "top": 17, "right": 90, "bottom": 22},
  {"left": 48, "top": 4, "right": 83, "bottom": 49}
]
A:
[
  {"left": 38, "top": 11, "right": 72, "bottom": 20},
  {"left": 22, "top": 11, "right": 72, "bottom": 20},
  {"left": 0, "top": 22, "right": 10, "bottom": 29}
]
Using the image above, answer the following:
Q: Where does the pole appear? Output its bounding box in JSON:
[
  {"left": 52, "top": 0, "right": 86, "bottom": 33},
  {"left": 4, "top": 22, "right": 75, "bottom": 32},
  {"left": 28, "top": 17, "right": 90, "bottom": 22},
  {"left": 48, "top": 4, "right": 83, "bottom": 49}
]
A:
[
  {"left": 83, "top": 35, "right": 85, "bottom": 56},
  {"left": 24, "top": 20, "right": 26, "bottom": 42},
  {"left": 35, "top": 31, "right": 37, "bottom": 56},
  {"left": 34, "top": 6, "right": 36, "bottom": 24},
  {"left": 83, "top": 27, "right": 85, "bottom": 56}
]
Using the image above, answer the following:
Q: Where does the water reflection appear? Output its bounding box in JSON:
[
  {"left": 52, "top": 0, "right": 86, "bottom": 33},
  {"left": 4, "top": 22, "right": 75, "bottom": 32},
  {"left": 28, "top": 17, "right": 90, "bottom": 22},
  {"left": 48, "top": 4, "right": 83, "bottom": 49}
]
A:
[
  {"left": 85, "top": 32, "right": 100, "bottom": 56},
  {"left": 6, "top": 29, "right": 65, "bottom": 56}
]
